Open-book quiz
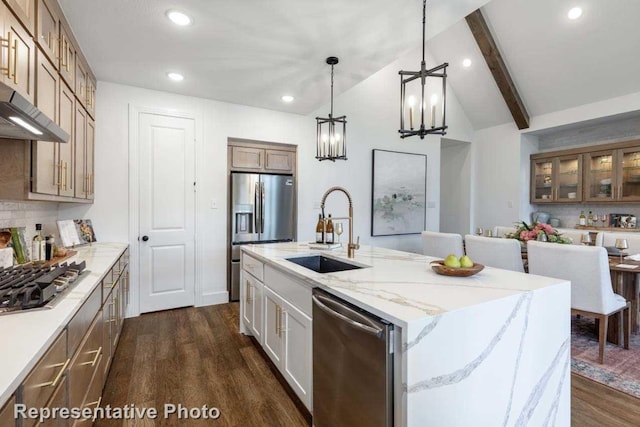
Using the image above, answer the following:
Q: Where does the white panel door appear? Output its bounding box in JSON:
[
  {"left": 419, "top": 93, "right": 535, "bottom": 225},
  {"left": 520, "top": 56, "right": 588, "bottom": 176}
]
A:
[
  {"left": 139, "top": 113, "right": 195, "bottom": 313},
  {"left": 263, "top": 286, "right": 284, "bottom": 366}
]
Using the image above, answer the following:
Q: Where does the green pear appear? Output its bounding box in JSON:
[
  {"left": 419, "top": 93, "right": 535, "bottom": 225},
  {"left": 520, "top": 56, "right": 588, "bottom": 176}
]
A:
[
  {"left": 444, "top": 254, "right": 461, "bottom": 268},
  {"left": 460, "top": 255, "right": 474, "bottom": 268}
]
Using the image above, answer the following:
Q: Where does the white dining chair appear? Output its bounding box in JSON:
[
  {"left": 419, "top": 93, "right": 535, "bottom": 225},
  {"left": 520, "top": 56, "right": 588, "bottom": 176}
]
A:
[
  {"left": 527, "top": 241, "right": 630, "bottom": 364},
  {"left": 464, "top": 235, "right": 525, "bottom": 273},
  {"left": 599, "top": 231, "right": 640, "bottom": 255},
  {"left": 422, "top": 231, "right": 464, "bottom": 258},
  {"left": 555, "top": 228, "right": 596, "bottom": 246}
]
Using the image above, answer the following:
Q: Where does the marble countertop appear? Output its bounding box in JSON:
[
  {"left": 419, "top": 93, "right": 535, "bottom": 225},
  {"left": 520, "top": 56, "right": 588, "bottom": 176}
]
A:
[
  {"left": 242, "top": 242, "right": 568, "bottom": 327},
  {"left": 0, "top": 242, "right": 128, "bottom": 409}
]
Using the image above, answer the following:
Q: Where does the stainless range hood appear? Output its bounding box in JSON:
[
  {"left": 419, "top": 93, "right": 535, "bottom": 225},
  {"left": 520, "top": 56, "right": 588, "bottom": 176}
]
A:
[{"left": 0, "top": 82, "right": 69, "bottom": 143}]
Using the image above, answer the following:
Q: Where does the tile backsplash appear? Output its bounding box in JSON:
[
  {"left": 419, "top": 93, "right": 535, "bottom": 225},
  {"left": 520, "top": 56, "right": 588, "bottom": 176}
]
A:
[
  {"left": 0, "top": 200, "right": 60, "bottom": 244},
  {"left": 532, "top": 203, "right": 640, "bottom": 229}
]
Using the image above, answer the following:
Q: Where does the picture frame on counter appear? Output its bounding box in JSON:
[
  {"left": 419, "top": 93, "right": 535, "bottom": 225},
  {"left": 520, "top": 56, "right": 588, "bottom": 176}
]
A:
[
  {"left": 371, "top": 149, "right": 427, "bottom": 236},
  {"left": 57, "top": 219, "right": 97, "bottom": 247}
]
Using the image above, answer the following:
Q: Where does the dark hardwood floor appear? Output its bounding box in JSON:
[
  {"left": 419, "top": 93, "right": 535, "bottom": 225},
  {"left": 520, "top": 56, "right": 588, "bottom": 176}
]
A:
[
  {"left": 96, "top": 303, "right": 308, "bottom": 427},
  {"left": 97, "top": 303, "right": 640, "bottom": 426}
]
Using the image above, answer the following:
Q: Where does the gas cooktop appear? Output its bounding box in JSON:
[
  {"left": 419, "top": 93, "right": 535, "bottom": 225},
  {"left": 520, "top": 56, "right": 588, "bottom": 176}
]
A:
[{"left": 0, "top": 261, "right": 88, "bottom": 315}]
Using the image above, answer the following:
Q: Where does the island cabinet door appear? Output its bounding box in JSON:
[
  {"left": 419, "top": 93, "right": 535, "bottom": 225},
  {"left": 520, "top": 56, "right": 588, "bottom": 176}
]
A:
[
  {"left": 263, "top": 286, "right": 284, "bottom": 366},
  {"left": 250, "top": 279, "right": 264, "bottom": 344},
  {"left": 281, "top": 297, "right": 312, "bottom": 410},
  {"left": 240, "top": 270, "right": 254, "bottom": 330},
  {"left": 0, "top": 395, "right": 16, "bottom": 427}
]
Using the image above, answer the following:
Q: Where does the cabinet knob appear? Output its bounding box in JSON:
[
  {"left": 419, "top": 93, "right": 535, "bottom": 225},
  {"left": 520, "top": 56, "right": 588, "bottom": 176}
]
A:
[{"left": 141, "top": 236, "right": 149, "bottom": 242}]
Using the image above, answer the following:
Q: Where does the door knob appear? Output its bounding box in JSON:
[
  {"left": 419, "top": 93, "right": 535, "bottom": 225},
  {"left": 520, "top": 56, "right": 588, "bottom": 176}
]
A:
[{"left": 141, "top": 236, "right": 149, "bottom": 241}]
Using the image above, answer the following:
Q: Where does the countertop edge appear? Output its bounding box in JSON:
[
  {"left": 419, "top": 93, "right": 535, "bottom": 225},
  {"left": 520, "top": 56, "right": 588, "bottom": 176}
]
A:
[{"left": 0, "top": 242, "right": 128, "bottom": 409}]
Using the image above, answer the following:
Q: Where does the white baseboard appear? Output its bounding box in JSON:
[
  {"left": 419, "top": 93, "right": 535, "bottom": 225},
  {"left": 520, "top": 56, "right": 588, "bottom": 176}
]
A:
[{"left": 197, "top": 291, "right": 229, "bottom": 307}]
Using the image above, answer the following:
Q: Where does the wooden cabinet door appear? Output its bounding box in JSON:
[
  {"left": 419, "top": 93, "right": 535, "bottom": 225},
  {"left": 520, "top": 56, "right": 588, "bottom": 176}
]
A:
[
  {"left": 101, "top": 291, "right": 112, "bottom": 383},
  {"left": 73, "top": 101, "right": 86, "bottom": 198},
  {"left": 35, "top": 0, "right": 58, "bottom": 67},
  {"left": 231, "top": 146, "right": 263, "bottom": 169},
  {"left": 281, "top": 297, "right": 312, "bottom": 409},
  {"left": 58, "top": 22, "right": 75, "bottom": 88},
  {"left": 35, "top": 376, "right": 68, "bottom": 427},
  {"left": 263, "top": 286, "right": 284, "bottom": 367},
  {"left": 265, "top": 149, "right": 293, "bottom": 172},
  {"left": 0, "top": 395, "right": 16, "bottom": 427},
  {"left": 86, "top": 74, "right": 96, "bottom": 118},
  {"left": 58, "top": 81, "right": 74, "bottom": 196},
  {"left": 555, "top": 155, "right": 582, "bottom": 202},
  {"left": 5, "top": 0, "right": 35, "bottom": 36},
  {"left": 85, "top": 117, "right": 95, "bottom": 199},
  {"left": 583, "top": 150, "right": 616, "bottom": 202},
  {"left": 616, "top": 147, "right": 640, "bottom": 202},
  {"left": 32, "top": 51, "right": 59, "bottom": 195},
  {"left": 68, "top": 312, "right": 103, "bottom": 410},
  {"left": 530, "top": 158, "right": 554, "bottom": 203},
  {"left": 74, "top": 57, "right": 87, "bottom": 106},
  {"left": 4, "top": 9, "right": 35, "bottom": 103}
]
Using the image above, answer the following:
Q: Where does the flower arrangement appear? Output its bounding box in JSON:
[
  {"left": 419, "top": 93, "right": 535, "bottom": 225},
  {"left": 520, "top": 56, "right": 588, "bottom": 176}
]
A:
[{"left": 504, "top": 221, "right": 571, "bottom": 244}]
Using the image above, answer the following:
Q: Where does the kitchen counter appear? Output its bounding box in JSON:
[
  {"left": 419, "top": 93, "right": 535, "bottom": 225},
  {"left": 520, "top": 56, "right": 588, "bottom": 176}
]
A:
[
  {"left": 242, "top": 242, "right": 571, "bottom": 426},
  {"left": 0, "top": 242, "right": 128, "bottom": 409}
]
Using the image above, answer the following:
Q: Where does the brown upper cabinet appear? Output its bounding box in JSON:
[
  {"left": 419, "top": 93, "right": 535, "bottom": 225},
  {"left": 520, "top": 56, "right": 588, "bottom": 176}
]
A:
[
  {"left": 58, "top": 20, "right": 74, "bottom": 87},
  {"left": 1, "top": 3, "right": 36, "bottom": 103},
  {"left": 4, "top": 0, "right": 35, "bottom": 36},
  {"left": 531, "top": 139, "right": 640, "bottom": 204},
  {"left": 86, "top": 72, "right": 96, "bottom": 118},
  {"left": 230, "top": 145, "right": 296, "bottom": 174},
  {"left": 35, "top": 0, "right": 58, "bottom": 67},
  {"left": 75, "top": 54, "right": 87, "bottom": 107},
  {"left": 531, "top": 154, "right": 582, "bottom": 203}
]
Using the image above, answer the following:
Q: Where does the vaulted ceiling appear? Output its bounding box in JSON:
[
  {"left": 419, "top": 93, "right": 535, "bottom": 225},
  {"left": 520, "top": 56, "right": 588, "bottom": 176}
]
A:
[{"left": 60, "top": 0, "right": 640, "bottom": 131}]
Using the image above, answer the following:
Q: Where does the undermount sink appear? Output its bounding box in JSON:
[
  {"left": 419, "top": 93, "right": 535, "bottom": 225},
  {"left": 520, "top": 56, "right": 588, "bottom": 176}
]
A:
[{"left": 285, "top": 255, "right": 363, "bottom": 274}]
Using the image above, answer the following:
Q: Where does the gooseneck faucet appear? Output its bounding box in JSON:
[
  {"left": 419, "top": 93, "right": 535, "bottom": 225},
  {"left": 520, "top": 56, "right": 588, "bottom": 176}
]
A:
[{"left": 320, "top": 186, "right": 360, "bottom": 258}]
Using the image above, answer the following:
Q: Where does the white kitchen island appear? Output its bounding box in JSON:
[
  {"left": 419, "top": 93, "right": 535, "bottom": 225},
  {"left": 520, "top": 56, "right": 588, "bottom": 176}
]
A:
[{"left": 240, "top": 242, "right": 571, "bottom": 427}]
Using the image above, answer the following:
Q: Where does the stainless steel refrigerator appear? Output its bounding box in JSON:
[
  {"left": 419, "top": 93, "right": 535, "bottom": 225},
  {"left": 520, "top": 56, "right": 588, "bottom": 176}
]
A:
[{"left": 230, "top": 172, "right": 295, "bottom": 300}]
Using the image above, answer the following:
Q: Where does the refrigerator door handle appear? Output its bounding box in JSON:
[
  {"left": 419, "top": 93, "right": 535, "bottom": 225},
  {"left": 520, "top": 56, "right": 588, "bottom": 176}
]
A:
[
  {"left": 254, "top": 182, "right": 261, "bottom": 233},
  {"left": 260, "top": 182, "right": 266, "bottom": 231}
]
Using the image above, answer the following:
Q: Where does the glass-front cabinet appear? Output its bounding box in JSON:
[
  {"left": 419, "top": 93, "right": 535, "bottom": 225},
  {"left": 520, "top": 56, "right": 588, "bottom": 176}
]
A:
[
  {"left": 583, "top": 150, "right": 615, "bottom": 202},
  {"left": 531, "top": 155, "right": 582, "bottom": 203},
  {"left": 583, "top": 147, "right": 640, "bottom": 202}
]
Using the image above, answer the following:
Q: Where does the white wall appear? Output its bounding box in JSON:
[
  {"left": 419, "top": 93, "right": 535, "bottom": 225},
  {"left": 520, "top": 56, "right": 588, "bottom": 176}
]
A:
[
  {"left": 473, "top": 90, "right": 640, "bottom": 230},
  {"left": 440, "top": 140, "right": 472, "bottom": 234},
  {"left": 59, "top": 43, "right": 475, "bottom": 314},
  {"left": 302, "top": 45, "right": 474, "bottom": 254}
]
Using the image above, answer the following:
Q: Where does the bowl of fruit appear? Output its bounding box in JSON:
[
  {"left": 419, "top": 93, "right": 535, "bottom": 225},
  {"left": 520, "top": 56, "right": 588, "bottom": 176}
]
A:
[{"left": 430, "top": 254, "right": 484, "bottom": 277}]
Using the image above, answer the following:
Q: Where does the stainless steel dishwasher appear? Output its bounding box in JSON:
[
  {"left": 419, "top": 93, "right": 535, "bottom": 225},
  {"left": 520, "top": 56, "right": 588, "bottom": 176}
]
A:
[{"left": 312, "top": 288, "right": 394, "bottom": 427}]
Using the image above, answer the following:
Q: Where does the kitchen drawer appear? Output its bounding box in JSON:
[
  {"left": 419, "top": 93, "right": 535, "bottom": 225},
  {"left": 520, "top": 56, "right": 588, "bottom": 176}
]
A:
[
  {"left": 101, "top": 294, "right": 112, "bottom": 382},
  {"left": 242, "top": 253, "right": 264, "bottom": 281},
  {"left": 68, "top": 286, "right": 101, "bottom": 356},
  {"left": 264, "top": 266, "right": 312, "bottom": 317},
  {"left": 35, "top": 375, "right": 68, "bottom": 427},
  {"left": 102, "top": 271, "right": 120, "bottom": 303},
  {"left": 0, "top": 395, "right": 16, "bottom": 427},
  {"left": 72, "top": 354, "right": 102, "bottom": 427},
  {"left": 68, "top": 311, "right": 103, "bottom": 409},
  {"left": 22, "top": 330, "right": 68, "bottom": 425}
]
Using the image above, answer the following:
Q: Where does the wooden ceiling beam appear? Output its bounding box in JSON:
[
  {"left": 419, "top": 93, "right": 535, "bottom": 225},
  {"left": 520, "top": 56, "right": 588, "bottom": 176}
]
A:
[{"left": 465, "top": 9, "right": 530, "bottom": 130}]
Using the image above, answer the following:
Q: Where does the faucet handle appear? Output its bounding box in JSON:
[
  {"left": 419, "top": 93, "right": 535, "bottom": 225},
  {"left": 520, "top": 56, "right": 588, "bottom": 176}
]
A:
[{"left": 355, "top": 236, "right": 360, "bottom": 249}]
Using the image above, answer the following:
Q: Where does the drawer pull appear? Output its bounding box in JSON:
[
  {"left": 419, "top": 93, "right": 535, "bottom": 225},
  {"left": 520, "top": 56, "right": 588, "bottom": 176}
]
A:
[
  {"left": 36, "top": 358, "right": 70, "bottom": 388},
  {"left": 85, "top": 396, "right": 102, "bottom": 409},
  {"left": 81, "top": 347, "right": 102, "bottom": 367}
]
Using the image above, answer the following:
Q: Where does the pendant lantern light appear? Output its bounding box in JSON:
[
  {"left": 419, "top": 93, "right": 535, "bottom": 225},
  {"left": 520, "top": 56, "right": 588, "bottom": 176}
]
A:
[
  {"left": 399, "top": 0, "right": 448, "bottom": 139},
  {"left": 316, "top": 57, "right": 347, "bottom": 161}
]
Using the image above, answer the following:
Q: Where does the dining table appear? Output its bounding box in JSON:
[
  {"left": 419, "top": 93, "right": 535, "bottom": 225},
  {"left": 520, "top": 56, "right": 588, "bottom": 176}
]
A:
[{"left": 607, "top": 257, "right": 640, "bottom": 345}]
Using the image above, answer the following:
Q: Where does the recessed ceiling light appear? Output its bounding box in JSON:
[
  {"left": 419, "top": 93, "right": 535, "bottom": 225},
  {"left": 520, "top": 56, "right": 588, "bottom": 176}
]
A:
[
  {"left": 166, "top": 10, "right": 192, "bottom": 26},
  {"left": 567, "top": 7, "right": 583, "bottom": 20},
  {"left": 167, "top": 72, "right": 184, "bottom": 81},
  {"left": 281, "top": 95, "right": 294, "bottom": 103},
  {"left": 462, "top": 58, "right": 472, "bottom": 68}
]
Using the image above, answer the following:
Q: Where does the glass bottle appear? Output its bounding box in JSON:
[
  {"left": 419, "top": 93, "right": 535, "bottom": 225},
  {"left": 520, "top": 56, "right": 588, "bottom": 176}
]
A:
[
  {"left": 326, "top": 214, "right": 334, "bottom": 244},
  {"left": 315, "top": 214, "right": 324, "bottom": 243},
  {"left": 579, "top": 211, "right": 586, "bottom": 226},
  {"left": 587, "top": 211, "right": 593, "bottom": 226},
  {"left": 31, "top": 224, "right": 45, "bottom": 262}
]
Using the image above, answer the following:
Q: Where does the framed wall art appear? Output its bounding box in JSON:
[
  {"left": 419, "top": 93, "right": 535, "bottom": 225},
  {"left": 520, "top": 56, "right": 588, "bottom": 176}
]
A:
[{"left": 371, "top": 149, "right": 427, "bottom": 236}]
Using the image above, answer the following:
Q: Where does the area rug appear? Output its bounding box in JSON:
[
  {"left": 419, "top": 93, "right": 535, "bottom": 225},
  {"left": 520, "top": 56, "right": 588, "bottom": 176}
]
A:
[{"left": 571, "top": 315, "right": 640, "bottom": 398}]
